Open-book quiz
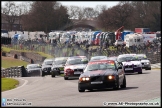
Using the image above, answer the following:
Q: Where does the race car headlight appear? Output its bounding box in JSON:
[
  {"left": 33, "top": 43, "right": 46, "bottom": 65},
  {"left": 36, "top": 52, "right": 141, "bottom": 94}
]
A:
[
  {"left": 83, "top": 77, "right": 86, "bottom": 81},
  {"left": 85, "top": 77, "right": 90, "bottom": 80},
  {"left": 108, "top": 75, "right": 115, "bottom": 80},
  {"left": 79, "top": 77, "right": 90, "bottom": 81}
]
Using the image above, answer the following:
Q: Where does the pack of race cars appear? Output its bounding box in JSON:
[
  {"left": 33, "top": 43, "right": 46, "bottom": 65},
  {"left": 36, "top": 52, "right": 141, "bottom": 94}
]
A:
[{"left": 25, "top": 53, "right": 151, "bottom": 92}]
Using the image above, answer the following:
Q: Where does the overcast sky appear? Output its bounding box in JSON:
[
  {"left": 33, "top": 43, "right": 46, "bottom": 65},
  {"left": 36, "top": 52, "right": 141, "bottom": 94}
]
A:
[
  {"left": 1, "top": 1, "right": 119, "bottom": 8},
  {"left": 59, "top": 1, "right": 119, "bottom": 8}
]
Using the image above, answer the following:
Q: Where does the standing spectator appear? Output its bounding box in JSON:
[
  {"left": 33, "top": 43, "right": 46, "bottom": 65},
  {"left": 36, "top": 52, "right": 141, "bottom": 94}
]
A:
[
  {"left": 72, "top": 47, "right": 75, "bottom": 56},
  {"left": 20, "top": 44, "right": 22, "bottom": 50},
  {"left": 132, "top": 44, "right": 136, "bottom": 53},
  {"left": 88, "top": 48, "right": 93, "bottom": 60},
  {"left": 103, "top": 41, "right": 106, "bottom": 50},
  {"left": 72, "top": 35, "right": 75, "bottom": 42},
  {"left": 100, "top": 42, "right": 103, "bottom": 50},
  {"left": 106, "top": 40, "right": 109, "bottom": 49}
]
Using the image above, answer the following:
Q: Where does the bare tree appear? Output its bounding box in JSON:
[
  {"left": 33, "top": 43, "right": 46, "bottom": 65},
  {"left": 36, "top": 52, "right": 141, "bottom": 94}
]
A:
[
  {"left": 21, "top": 1, "right": 70, "bottom": 32},
  {"left": 67, "top": 5, "right": 80, "bottom": 19},
  {"left": 1, "top": 1, "right": 20, "bottom": 31},
  {"left": 97, "top": 2, "right": 134, "bottom": 31},
  {"left": 130, "top": 1, "right": 161, "bottom": 31},
  {"left": 94, "top": 5, "right": 108, "bottom": 20},
  {"left": 83, "top": 7, "right": 95, "bottom": 19},
  {"left": 66, "top": 5, "right": 85, "bottom": 20}
]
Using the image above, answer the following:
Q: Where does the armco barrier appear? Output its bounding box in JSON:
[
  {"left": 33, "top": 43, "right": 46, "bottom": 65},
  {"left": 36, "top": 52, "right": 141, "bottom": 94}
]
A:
[{"left": 1, "top": 66, "right": 27, "bottom": 78}]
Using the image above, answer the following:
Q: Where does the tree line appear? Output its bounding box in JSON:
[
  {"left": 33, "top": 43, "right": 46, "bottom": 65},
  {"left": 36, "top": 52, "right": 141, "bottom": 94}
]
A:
[{"left": 1, "top": 1, "right": 161, "bottom": 33}]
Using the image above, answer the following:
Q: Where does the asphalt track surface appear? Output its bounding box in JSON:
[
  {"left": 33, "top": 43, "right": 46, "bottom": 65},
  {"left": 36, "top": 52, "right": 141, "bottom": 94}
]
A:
[{"left": 2, "top": 69, "right": 161, "bottom": 107}]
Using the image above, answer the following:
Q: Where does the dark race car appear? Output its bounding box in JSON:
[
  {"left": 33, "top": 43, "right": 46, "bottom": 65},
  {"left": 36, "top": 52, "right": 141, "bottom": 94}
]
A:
[
  {"left": 51, "top": 57, "right": 68, "bottom": 77},
  {"left": 78, "top": 60, "right": 126, "bottom": 92},
  {"left": 26, "top": 64, "right": 41, "bottom": 77},
  {"left": 41, "top": 58, "right": 54, "bottom": 77}
]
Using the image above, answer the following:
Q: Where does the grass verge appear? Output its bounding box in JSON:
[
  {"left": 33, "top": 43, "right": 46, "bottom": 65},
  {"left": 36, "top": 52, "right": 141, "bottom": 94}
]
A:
[
  {"left": 2, "top": 57, "right": 29, "bottom": 68},
  {"left": 2, "top": 46, "right": 54, "bottom": 59},
  {"left": 1, "top": 78, "right": 19, "bottom": 92}
]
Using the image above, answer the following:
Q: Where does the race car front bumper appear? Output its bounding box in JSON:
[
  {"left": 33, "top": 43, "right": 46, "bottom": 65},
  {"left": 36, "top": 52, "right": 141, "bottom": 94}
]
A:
[{"left": 78, "top": 80, "right": 117, "bottom": 90}]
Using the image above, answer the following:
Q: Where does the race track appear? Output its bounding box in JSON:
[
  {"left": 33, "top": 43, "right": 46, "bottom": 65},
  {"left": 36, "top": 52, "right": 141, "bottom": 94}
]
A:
[{"left": 2, "top": 69, "right": 161, "bottom": 107}]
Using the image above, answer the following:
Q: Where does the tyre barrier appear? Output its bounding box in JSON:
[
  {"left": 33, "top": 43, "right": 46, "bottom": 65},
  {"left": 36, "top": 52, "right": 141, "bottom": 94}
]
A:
[
  {"left": 2, "top": 52, "right": 6, "bottom": 56},
  {"left": 14, "top": 54, "right": 18, "bottom": 59},
  {"left": 1, "top": 66, "right": 27, "bottom": 78}
]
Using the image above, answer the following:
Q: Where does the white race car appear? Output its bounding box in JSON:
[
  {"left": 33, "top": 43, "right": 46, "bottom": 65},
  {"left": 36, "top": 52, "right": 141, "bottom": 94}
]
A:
[
  {"left": 64, "top": 56, "right": 88, "bottom": 80},
  {"left": 117, "top": 54, "right": 143, "bottom": 74},
  {"left": 136, "top": 54, "right": 151, "bottom": 70}
]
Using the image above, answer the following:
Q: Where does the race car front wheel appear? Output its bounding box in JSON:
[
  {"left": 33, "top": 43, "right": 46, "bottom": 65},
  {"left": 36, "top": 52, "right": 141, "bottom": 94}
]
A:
[
  {"left": 78, "top": 86, "right": 85, "bottom": 92},
  {"left": 42, "top": 71, "right": 45, "bottom": 77},
  {"left": 145, "top": 67, "right": 151, "bottom": 70},
  {"left": 64, "top": 76, "right": 68, "bottom": 80},
  {"left": 138, "top": 71, "right": 142, "bottom": 74},
  {"left": 51, "top": 74, "right": 55, "bottom": 77},
  {"left": 120, "top": 76, "right": 126, "bottom": 88},
  {"left": 113, "top": 79, "right": 119, "bottom": 90}
]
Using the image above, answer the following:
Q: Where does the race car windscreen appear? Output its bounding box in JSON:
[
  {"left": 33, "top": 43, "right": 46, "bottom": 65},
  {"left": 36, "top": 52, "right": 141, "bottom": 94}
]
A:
[
  {"left": 136, "top": 55, "right": 148, "bottom": 60},
  {"left": 54, "top": 59, "right": 67, "bottom": 65},
  {"left": 117, "top": 56, "right": 139, "bottom": 62},
  {"left": 44, "top": 61, "right": 53, "bottom": 65},
  {"left": 85, "top": 62, "right": 115, "bottom": 71},
  {"left": 91, "top": 56, "right": 107, "bottom": 61},
  {"left": 66, "top": 58, "right": 88, "bottom": 65},
  {"left": 27, "top": 65, "right": 40, "bottom": 69}
]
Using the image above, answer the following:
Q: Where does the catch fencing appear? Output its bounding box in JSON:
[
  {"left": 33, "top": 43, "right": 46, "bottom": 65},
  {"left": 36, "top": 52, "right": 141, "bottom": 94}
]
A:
[{"left": 2, "top": 38, "right": 161, "bottom": 64}]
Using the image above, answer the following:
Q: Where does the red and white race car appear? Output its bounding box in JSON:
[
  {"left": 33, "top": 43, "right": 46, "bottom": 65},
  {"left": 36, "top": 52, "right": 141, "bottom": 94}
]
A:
[{"left": 64, "top": 56, "right": 89, "bottom": 80}]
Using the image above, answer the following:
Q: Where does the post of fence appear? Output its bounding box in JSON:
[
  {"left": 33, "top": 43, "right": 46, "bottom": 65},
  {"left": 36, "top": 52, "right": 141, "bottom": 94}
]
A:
[
  {"left": 5, "top": 69, "right": 8, "bottom": 77},
  {"left": 1, "top": 69, "right": 3, "bottom": 77},
  {"left": 7, "top": 68, "right": 9, "bottom": 77},
  {"left": 11, "top": 67, "right": 13, "bottom": 77},
  {"left": 10, "top": 67, "right": 12, "bottom": 77},
  {"left": 12, "top": 67, "right": 15, "bottom": 77},
  {"left": 156, "top": 45, "right": 158, "bottom": 62},
  {"left": 18, "top": 66, "right": 22, "bottom": 77},
  {"left": 16, "top": 67, "right": 19, "bottom": 77},
  {"left": 14, "top": 67, "right": 17, "bottom": 77}
]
